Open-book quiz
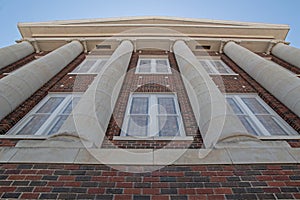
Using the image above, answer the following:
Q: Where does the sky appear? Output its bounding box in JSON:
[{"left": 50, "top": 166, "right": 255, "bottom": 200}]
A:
[{"left": 0, "top": 0, "right": 299, "bottom": 48}]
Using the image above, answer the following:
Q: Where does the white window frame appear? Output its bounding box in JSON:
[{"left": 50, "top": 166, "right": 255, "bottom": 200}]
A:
[
  {"left": 198, "top": 59, "right": 237, "bottom": 75},
  {"left": 69, "top": 57, "right": 109, "bottom": 74},
  {"left": 135, "top": 58, "right": 171, "bottom": 74},
  {"left": 7, "top": 93, "right": 81, "bottom": 136},
  {"left": 226, "top": 94, "right": 298, "bottom": 136},
  {"left": 121, "top": 93, "right": 185, "bottom": 137}
]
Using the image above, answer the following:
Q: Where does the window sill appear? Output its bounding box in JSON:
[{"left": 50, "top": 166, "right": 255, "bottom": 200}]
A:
[
  {"left": 258, "top": 135, "right": 300, "bottom": 140},
  {"left": 113, "top": 136, "right": 194, "bottom": 141},
  {"left": 0, "top": 135, "right": 48, "bottom": 140}
]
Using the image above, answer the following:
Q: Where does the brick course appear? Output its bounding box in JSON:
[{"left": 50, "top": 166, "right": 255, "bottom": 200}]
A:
[{"left": 0, "top": 163, "right": 299, "bottom": 199}]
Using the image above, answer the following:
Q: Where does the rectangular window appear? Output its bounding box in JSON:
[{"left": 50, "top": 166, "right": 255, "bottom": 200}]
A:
[
  {"left": 71, "top": 57, "right": 108, "bottom": 74},
  {"left": 198, "top": 59, "right": 236, "bottom": 75},
  {"left": 8, "top": 93, "right": 81, "bottom": 136},
  {"left": 121, "top": 93, "right": 185, "bottom": 137},
  {"left": 226, "top": 94, "right": 298, "bottom": 136},
  {"left": 136, "top": 58, "right": 171, "bottom": 74}
]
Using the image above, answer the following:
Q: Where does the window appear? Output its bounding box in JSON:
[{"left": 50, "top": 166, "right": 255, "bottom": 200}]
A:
[
  {"left": 226, "top": 94, "right": 298, "bottom": 136},
  {"left": 136, "top": 58, "right": 171, "bottom": 74},
  {"left": 8, "top": 94, "right": 81, "bottom": 136},
  {"left": 71, "top": 57, "right": 108, "bottom": 74},
  {"left": 198, "top": 59, "right": 235, "bottom": 74},
  {"left": 121, "top": 93, "right": 185, "bottom": 137}
]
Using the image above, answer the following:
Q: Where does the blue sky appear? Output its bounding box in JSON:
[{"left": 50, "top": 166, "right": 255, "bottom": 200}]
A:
[{"left": 0, "top": 0, "right": 299, "bottom": 48}]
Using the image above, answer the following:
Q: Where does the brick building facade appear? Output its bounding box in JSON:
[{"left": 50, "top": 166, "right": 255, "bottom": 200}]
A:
[{"left": 0, "top": 17, "right": 300, "bottom": 199}]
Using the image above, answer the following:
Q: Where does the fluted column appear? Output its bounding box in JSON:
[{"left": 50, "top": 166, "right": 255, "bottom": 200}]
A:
[
  {"left": 224, "top": 41, "right": 300, "bottom": 118},
  {"left": 0, "top": 41, "right": 35, "bottom": 69},
  {"left": 173, "top": 40, "right": 256, "bottom": 148},
  {"left": 58, "top": 40, "right": 133, "bottom": 147},
  {"left": 0, "top": 41, "right": 83, "bottom": 120},
  {"left": 272, "top": 43, "right": 300, "bottom": 69}
]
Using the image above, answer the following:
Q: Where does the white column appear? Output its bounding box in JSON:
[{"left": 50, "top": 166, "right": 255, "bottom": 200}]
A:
[
  {"left": 272, "top": 43, "right": 300, "bottom": 69},
  {"left": 0, "top": 41, "right": 35, "bottom": 69},
  {"left": 0, "top": 41, "right": 83, "bottom": 120},
  {"left": 58, "top": 40, "right": 133, "bottom": 147},
  {"left": 224, "top": 41, "right": 300, "bottom": 118},
  {"left": 173, "top": 40, "right": 256, "bottom": 148}
]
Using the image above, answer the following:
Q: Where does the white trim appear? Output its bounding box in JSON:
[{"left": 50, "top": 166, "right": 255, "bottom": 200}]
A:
[
  {"left": 135, "top": 57, "right": 171, "bottom": 74},
  {"left": 7, "top": 93, "right": 82, "bottom": 136},
  {"left": 69, "top": 57, "right": 109, "bottom": 74},
  {"left": 226, "top": 94, "right": 298, "bottom": 136},
  {"left": 121, "top": 93, "right": 186, "bottom": 137},
  {"left": 113, "top": 136, "right": 193, "bottom": 141},
  {"left": 198, "top": 59, "right": 237, "bottom": 75}
]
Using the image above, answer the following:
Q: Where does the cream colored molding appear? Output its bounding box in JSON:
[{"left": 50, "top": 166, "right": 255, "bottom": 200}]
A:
[{"left": 17, "top": 38, "right": 40, "bottom": 53}]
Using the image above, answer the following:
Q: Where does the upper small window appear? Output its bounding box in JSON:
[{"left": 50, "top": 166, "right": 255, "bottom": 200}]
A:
[
  {"left": 136, "top": 58, "right": 171, "bottom": 74},
  {"left": 121, "top": 93, "right": 185, "bottom": 137},
  {"left": 71, "top": 57, "right": 108, "bottom": 74},
  {"left": 198, "top": 59, "right": 235, "bottom": 75},
  {"left": 8, "top": 93, "right": 81, "bottom": 136},
  {"left": 226, "top": 94, "right": 298, "bottom": 136}
]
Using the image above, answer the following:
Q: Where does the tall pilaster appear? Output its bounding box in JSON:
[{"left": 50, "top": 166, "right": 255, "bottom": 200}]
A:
[
  {"left": 271, "top": 43, "right": 300, "bottom": 69},
  {"left": 0, "top": 41, "right": 83, "bottom": 120},
  {"left": 0, "top": 41, "right": 35, "bottom": 69},
  {"left": 224, "top": 41, "right": 300, "bottom": 118},
  {"left": 58, "top": 40, "right": 133, "bottom": 147},
  {"left": 173, "top": 40, "right": 256, "bottom": 148}
]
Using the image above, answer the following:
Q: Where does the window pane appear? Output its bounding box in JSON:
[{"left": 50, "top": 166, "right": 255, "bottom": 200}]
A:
[
  {"left": 159, "top": 116, "right": 179, "bottom": 136},
  {"left": 158, "top": 97, "right": 176, "bottom": 114},
  {"left": 37, "top": 97, "right": 64, "bottom": 113},
  {"left": 138, "top": 65, "right": 151, "bottom": 73},
  {"left": 242, "top": 98, "right": 269, "bottom": 114},
  {"left": 156, "top": 65, "right": 169, "bottom": 73},
  {"left": 73, "top": 60, "right": 97, "bottom": 73},
  {"left": 199, "top": 60, "right": 214, "bottom": 73},
  {"left": 90, "top": 60, "right": 107, "bottom": 73},
  {"left": 211, "top": 61, "right": 229, "bottom": 74},
  {"left": 156, "top": 60, "right": 168, "bottom": 66},
  {"left": 156, "top": 60, "right": 169, "bottom": 73},
  {"left": 238, "top": 115, "right": 259, "bottom": 136},
  {"left": 138, "top": 59, "right": 151, "bottom": 73},
  {"left": 47, "top": 115, "right": 69, "bottom": 135},
  {"left": 62, "top": 97, "right": 81, "bottom": 114},
  {"left": 257, "top": 115, "right": 289, "bottom": 135},
  {"left": 130, "top": 97, "right": 148, "bottom": 114},
  {"left": 127, "top": 116, "right": 148, "bottom": 136},
  {"left": 226, "top": 98, "right": 243, "bottom": 114},
  {"left": 16, "top": 115, "right": 50, "bottom": 135}
]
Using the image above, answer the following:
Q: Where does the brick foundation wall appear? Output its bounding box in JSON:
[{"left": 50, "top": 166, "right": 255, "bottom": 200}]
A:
[
  {"left": 0, "top": 163, "right": 299, "bottom": 199},
  {"left": 102, "top": 51, "right": 202, "bottom": 149}
]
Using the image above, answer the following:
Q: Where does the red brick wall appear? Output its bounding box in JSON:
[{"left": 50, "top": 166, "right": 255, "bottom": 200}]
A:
[
  {"left": 102, "top": 51, "right": 202, "bottom": 149},
  {"left": 0, "top": 163, "right": 299, "bottom": 199}
]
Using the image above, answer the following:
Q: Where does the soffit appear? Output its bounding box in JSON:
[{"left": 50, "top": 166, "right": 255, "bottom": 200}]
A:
[{"left": 18, "top": 16, "right": 290, "bottom": 41}]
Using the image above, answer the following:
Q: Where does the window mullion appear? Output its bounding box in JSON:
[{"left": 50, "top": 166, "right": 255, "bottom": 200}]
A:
[
  {"left": 208, "top": 60, "right": 219, "bottom": 74},
  {"left": 35, "top": 95, "right": 69, "bottom": 135},
  {"left": 89, "top": 59, "right": 102, "bottom": 73},
  {"left": 235, "top": 95, "right": 271, "bottom": 136},
  {"left": 151, "top": 59, "right": 156, "bottom": 73}
]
